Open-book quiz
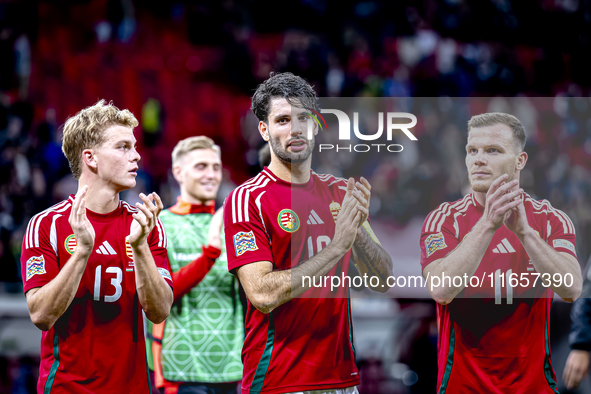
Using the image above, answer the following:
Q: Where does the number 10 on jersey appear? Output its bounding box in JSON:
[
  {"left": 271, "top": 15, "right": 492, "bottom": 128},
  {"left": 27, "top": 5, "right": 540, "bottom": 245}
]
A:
[{"left": 307, "top": 235, "right": 331, "bottom": 258}]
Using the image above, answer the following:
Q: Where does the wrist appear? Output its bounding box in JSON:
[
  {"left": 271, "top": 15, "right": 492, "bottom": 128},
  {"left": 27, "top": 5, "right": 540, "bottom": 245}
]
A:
[
  {"left": 203, "top": 244, "right": 222, "bottom": 259},
  {"left": 326, "top": 239, "right": 349, "bottom": 257},
  {"left": 475, "top": 218, "right": 497, "bottom": 235},
  {"left": 73, "top": 246, "right": 92, "bottom": 259},
  {"left": 517, "top": 226, "right": 537, "bottom": 243},
  {"left": 131, "top": 242, "right": 150, "bottom": 255},
  {"left": 207, "top": 238, "right": 222, "bottom": 250}
]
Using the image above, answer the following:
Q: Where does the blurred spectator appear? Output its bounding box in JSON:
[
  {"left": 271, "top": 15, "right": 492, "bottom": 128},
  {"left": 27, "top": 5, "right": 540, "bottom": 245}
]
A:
[{"left": 564, "top": 261, "right": 591, "bottom": 391}]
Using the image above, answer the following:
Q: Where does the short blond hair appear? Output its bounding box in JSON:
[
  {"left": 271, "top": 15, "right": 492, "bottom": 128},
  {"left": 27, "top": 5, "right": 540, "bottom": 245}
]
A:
[
  {"left": 62, "top": 100, "right": 138, "bottom": 179},
  {"left": 171, "top": 136, "right": 221, "bottom": 166},
  {"left": 467, "top": 113, "right": 526, "bottom": 152}
]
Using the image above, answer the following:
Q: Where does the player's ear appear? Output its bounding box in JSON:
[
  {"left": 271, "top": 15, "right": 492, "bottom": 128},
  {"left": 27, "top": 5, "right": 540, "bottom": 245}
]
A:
[
  {"left": 82, "top": 149, "right": 97, "bottom": 171},
  {"left": 259, "top": 121, "right": 270, "bottom": 142},
  {"left": 172, "top": 165, "right": 183, "bottom": 184},
  {"left": 516, "top": 151, "right": 527, "bottom": 171}
]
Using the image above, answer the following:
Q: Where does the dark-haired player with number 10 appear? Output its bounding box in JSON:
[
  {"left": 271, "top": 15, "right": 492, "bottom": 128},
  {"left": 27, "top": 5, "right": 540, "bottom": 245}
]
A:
[
  {"left": 20, "top": 100, "right": 173, "bottom": 393},
  {"left": 224, "top": 72, "right": 393, "bottom": 394},
  {"left": 420, "top": 113, "right": 582, "bottom": 393}
]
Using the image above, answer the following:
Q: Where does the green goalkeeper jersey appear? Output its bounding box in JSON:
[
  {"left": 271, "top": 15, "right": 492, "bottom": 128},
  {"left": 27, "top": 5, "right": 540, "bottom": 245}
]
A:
[{"left": 146, "top": 203, "right": 243, "bottom": 383}]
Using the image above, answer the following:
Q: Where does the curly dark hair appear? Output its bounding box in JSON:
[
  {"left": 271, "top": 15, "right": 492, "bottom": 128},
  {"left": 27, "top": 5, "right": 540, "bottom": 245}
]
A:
[{"left": 251, "top": 72, "right": 319, "bottom": 122}]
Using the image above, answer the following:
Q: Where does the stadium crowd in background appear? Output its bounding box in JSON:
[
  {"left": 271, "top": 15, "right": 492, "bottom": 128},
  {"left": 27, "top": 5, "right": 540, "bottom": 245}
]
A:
[
  {"left": 0, "top": 0, "right": 588, "bottom": 291},
  {"left": 0, "top": 0, "right": 590, "bottom": 393}
]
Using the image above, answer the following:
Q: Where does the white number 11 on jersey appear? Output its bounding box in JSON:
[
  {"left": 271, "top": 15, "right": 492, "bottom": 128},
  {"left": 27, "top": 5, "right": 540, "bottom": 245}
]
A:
[{"left": 495, "top": 269, "right": 513, "bottom": 305}]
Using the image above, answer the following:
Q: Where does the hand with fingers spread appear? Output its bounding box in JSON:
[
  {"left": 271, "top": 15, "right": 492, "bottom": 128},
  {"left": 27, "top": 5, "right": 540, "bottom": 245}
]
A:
[
  {"left": 352, "top": 177, "right": 371, "bottom": 226},
  {"left": 481, "top": 174, "right": 524, "bottom": 231},
  {"left": 207, "top": 206, "right": 224, "bottom": 250},
  {"left": 68, "top": 185, "right": 95, "bottom": 255},
  {"left": 129, "top": 192, "right": 164, "bottom": 248},
  {"left": 332, "top": 178, "right": 364, "bottom": 252}
]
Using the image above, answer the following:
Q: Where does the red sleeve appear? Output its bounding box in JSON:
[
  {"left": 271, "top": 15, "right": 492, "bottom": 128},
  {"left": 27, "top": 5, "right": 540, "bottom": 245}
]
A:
[
  {"left": 149, "top": 218, "right": 174, "bottom": 289},
  {"left": 419, "top": 204, "right": 461, "bottom": 271},
  {"left": 172, "top": 245, "right": 221, "bottom": 301},
  {"left": 546, "top": 205, "right": 577, "bottom": 259},
  {"left": 223, "top": 190, "right": 273, "bottom": 273},
  {"left": 21, "top": 213, "right": 61, "bottom": 294}
]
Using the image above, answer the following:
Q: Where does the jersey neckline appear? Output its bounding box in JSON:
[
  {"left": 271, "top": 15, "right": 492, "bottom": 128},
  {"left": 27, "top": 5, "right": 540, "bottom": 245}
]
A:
[
  {"left": 471, "top": 191, "right": 529, "bottom": 212},
  {"left": 69, "top": 194, "right": 125, "bottom": 223},
  {"left": 168, "top": 196, "right": 215, "bottom": 215},
  {"left": 264, "top": 166, "right": 316, "bottom": 191}
]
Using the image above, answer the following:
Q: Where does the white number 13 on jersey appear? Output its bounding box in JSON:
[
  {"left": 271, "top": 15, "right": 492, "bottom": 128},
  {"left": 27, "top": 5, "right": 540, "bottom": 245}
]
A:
[{"left": 94, "top": 265, "right": 123, "bottom": 302}]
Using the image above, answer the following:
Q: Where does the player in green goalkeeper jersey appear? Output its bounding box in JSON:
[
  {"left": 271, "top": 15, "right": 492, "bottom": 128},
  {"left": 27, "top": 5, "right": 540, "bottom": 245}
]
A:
[{"left": 147, "top": 136, "right": 243, "bottom": 394}]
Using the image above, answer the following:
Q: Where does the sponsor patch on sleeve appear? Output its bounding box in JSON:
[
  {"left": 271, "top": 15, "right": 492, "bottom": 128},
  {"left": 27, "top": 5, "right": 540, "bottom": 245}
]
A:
[
  {"left": 158, "top": 268, "right": 172, "bottom": 282},
  {"left": 553, "top": 239, "right": 576, "bottom": 255},
  {"left": 425, "top": 232, "right": 447, "bottom": 258},
  {"left": 233, "top": 231, "right": 259, "bottom": 257},
  {"left": 26, "top": 255, "right": 46, "bottom": 281}
]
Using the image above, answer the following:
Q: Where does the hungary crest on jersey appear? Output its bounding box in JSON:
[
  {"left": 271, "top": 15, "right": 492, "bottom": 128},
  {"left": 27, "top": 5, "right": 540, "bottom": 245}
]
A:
[
  {"left": 278, "top": 209, "right": 300, "bottom": 233},
  {"left": 329, "top": 201, "right": 341, "bottom": 223},
  {"left": 65, "top": 234, "right": 77, "bottom": 255}
]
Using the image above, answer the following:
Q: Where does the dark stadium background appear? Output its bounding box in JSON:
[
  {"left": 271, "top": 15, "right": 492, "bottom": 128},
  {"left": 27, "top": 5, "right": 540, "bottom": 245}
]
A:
[{"left": 0, "top": 0, "right": 590, "bottom": 393}]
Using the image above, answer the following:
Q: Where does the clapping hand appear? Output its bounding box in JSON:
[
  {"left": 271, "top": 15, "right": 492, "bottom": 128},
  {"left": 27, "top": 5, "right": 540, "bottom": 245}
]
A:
[{"left": 129, "top": 192, "right": 163, "bottom": 248}]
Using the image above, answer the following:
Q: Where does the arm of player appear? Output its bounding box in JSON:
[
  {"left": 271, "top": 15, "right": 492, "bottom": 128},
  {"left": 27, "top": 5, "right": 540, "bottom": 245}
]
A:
[
  {"left": 348, "top": 178, "right": 392, "bottom": 292},
  {"left": 423, "top": 175, "right": 523, "bottom": 304},
  {"left": 171, "top": 208, "right": 224, "bottom": 301},
  {"left": 26, "top": 186, "right": 95, "bottom": 331},
  {"left": 351, "top": 226, "right": 392, "bottom": 293},
  {"left": 516, "top": 232, "right": 581, "bottom": 301},
  {"left": 503, "top": 184, "right": 582, "bottom": 301},
  {"left": 130, "top": 193, "right": 173, "bottom": 324},
  {"left": 172, "top": 245, "right": 220, "bottom": 301},
  {"left": 236, "top": 179, "right": 363, "bottom": 314}
]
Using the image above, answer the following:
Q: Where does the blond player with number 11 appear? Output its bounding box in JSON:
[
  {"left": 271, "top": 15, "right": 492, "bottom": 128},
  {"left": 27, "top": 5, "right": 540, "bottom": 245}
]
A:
[{"left": 420, "top": 113, "right": 582, "bottom": 393}]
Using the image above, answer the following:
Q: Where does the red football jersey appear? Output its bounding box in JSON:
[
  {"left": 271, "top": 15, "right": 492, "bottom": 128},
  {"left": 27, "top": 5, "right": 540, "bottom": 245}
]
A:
[
  {"left": 224, "top": 167, "right": 360, "bottom": 394},
  {"left": 21, "top": 195, "right": 173, "bottom": 394},
  {"left": 420, "top": 193, "right": 577, "bottom": 394}
]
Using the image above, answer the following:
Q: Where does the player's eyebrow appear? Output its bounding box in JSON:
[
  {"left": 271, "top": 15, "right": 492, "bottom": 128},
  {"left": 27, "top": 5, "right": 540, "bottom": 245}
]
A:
[
  {"left": 114, "top": 138, "right": 136, "bottom": 146},
  {"left": 466, "top": 143, "right": 505, "bottom": 150},
  {"left": 273, "top": 113, "right": 291, "bottom": 121},
  {"left": 286, "top": 109, "right": 311, "bottom": 118},
  {"left": 195, "top": 160, "right": 221, "bottom": 166},
  {"left": 273, "top": 108, "right": 311, "bottom": 121}
]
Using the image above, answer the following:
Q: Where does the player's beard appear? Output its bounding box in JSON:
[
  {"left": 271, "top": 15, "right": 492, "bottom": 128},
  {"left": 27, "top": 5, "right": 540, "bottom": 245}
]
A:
[
  {"left": 269, "top": 135, "right": 314, "bottom": 164},
  {"left": 468, "top": 164, "right": 517, "bottom": 193}
]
